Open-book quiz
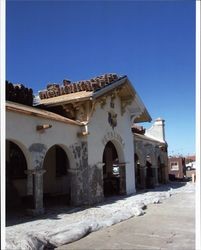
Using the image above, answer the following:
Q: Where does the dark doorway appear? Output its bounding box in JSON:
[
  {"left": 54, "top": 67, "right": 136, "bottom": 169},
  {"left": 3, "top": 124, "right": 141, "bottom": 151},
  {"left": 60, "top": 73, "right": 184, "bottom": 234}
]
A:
[
  {"left": 135, "top": 153, "right": 141, "bottom": 189},
  {"left": 103, "top": 141, "right": 124, "bottom": 197},
  {"left": 158, "top": 156, "right": 163, "bottom": 184},
  {"left": 6, "top": 141, "right": 31, "bottom": 213},
  {"left": 146, "top": 155, "right": 154, "bottom": 189},
  {"left": 43, "top": 145, "right": 71, "bottom": 208}
]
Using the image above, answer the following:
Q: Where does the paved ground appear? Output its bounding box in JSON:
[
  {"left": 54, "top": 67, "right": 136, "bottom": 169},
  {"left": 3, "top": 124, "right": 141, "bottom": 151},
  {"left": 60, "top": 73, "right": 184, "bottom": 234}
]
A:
[
  {"left": 58, "top": 187, "right": 195, "bottom": 250},
  {"left": 6, "top": 182, "right": 195, "bottom": 249}
]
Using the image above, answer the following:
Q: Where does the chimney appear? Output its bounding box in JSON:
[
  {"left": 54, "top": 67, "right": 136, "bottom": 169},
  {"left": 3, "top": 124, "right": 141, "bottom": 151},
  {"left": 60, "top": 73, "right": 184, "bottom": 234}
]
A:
[{"left": 145, "top": 117, "right": 166, "bottom": 143}]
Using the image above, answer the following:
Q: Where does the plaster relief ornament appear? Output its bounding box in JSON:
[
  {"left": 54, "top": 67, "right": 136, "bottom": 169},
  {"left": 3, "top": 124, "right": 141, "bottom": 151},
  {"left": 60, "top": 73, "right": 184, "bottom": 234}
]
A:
[{"left": 108, "top": 111, "right": 117, "bottom": 129}]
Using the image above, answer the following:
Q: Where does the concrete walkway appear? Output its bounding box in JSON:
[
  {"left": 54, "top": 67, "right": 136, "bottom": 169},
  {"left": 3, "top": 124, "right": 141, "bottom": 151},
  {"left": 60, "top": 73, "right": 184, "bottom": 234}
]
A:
[
  {"left": 6, "top": 182, "right": 195, "bottom": 249},
  {"left": 58, "top": 185, "right": 195, "bottom": 250}
]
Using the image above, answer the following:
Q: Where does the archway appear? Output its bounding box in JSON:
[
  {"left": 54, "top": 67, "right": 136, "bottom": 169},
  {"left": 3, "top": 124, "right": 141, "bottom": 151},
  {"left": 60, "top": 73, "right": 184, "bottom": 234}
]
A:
[
  {"left": 6, "top": 140, "right": 30, "bottom": 212},
  {"left": 102, "top": 141, "right": 125, "bottom": 197},
  {"left": 134, "top": 153, "right": 141, "bottom": 189},
  {"left": 43, "top": 145, "right": 71, "bottom": 207}
]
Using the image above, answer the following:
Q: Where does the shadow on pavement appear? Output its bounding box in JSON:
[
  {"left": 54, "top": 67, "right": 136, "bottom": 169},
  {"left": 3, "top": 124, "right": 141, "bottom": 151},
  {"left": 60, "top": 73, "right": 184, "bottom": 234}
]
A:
[
  {"left": 6, "top": 205, "right": 83, "bottom": 227},
  {"left": 6, "top": 181, "right": 189, "bottom": 227}
]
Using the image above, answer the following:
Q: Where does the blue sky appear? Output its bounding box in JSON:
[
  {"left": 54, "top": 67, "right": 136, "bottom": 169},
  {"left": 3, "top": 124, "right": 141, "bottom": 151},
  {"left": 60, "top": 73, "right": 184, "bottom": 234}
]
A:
[{"left": 6, "top": 0, "right": 195, "bottom": 156}]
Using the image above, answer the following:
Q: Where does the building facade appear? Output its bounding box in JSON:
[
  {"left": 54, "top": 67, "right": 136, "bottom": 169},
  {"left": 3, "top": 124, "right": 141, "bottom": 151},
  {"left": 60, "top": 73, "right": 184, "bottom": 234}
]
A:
[
  {"left": 6, "top": 74, "right": 168, "bottom": 215},
  {"left": 168, "top": 157, "right": 185, "bottom": 179}
]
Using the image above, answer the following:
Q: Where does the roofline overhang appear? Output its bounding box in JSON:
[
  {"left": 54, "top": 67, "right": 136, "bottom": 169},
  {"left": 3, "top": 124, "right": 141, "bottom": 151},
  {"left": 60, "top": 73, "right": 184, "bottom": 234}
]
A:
[
  {"left": 92, "top": 75, "right": 128, "bottom": 99},
  {"left": 37, "top": 93, "right": 93, "bottom": 107},
  {"left": 126, "top": 78, "right": 152, "bottom": 123},
  {"left": 34, "top": 75, "right": 152, "bottom": 123},
  {"left": 6, "top": 101, "right": 82, "bottom": 126},
  {"left": 92, "top": 76, "right": 152, "bottom": 123},
  {"left": 134, "top": 133, "right": 167, "bottom": 145}
]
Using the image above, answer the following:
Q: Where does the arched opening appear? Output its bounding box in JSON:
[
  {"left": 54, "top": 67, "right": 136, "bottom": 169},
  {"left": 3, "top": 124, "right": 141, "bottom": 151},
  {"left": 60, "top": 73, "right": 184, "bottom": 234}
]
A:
[
  {"left": 6, "top": 140, "right": 30, "bottom": 212},
  {"left": 102, "top": 141, "right": 125, "bottom": 197},
  {"left": 146, "top": 155, "right": 154, "bottom": 188},
  {"left": 43, "top": 145, "right": 71, "bottom": 207},
  {"left": 134, "top": 153, "right": 141, "bottom": 189}
]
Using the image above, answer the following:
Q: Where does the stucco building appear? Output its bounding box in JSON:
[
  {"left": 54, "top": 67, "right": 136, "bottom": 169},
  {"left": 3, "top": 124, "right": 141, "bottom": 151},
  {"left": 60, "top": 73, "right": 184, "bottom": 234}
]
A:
[{"left": 6, "top": 73, "right": 168, "bottom": 215}]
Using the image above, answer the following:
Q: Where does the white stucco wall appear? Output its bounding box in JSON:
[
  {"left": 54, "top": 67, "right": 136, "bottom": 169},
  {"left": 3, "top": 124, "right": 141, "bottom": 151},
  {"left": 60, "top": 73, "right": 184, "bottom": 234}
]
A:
[
  {"left": 6, "top": 110, "right": 80, "bottom": 196},
  {"left": 87, "top": 95, "right": 136, "bottom": 195},
  {"left": 145, "top": 118, "right": 166, "bottom": 143},
  {"left": 6, "top": 97, "right": 138, "bottom": 201},
  {"left": 6, "top": 110, "right": 80, "bottom": 164}
]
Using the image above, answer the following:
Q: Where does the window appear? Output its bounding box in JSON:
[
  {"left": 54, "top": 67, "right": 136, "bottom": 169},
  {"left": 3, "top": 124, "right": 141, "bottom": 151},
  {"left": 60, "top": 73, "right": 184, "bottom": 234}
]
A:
[{"left": 170, "top": 162, "right": 179, "bottom": 171}]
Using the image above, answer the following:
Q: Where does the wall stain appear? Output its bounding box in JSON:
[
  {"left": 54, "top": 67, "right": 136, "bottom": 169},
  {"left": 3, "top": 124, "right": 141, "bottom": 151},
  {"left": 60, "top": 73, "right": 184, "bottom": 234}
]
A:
[
  {"left": 29, "top": 143, "right": 47, "bottom": 169},
  {"left": 69, "top": 142, "right": 104, "bottom": 205}
]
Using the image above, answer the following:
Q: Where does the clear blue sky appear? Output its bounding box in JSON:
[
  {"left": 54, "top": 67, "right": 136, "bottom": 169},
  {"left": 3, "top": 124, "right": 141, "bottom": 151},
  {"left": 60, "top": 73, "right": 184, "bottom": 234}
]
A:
[{"left": 6, "top": 0, "right": 195, "bottom": 156}]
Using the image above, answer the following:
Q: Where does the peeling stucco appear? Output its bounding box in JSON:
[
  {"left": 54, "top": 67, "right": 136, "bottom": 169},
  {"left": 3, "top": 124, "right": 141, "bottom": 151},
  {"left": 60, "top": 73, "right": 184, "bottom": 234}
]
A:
[
  {"left": 69, "top": 143, "right": 104, "bottom": 205},
  {"left": 88, "top": 165, "right": 104, "bottom": 204},
  {"left": 69, "top": 142, "right": 89, "bottom": 205},
  {"left": 29, "top": 143, "right": 47, "bottom": 169}
]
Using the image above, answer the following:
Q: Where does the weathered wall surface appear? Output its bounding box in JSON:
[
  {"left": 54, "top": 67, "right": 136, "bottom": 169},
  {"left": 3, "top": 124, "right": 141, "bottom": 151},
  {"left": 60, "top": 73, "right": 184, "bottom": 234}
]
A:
[
  {"left": 7, "top": 98, "right": 163, "bottom": 209},
  {"left": 87, "top": 94, "right": 136, "bottom": 200},
  {"left": 134, "top": 134, "right": 169, "bottom": 186},
  {"left": 145, "top": 118, "right": 166, "bottom": 143},
  {"left": 69, "top": 141, "right": 103, "bottom": 205},
  {"left": 69, "top": 141, "right": 89, "bottom": 205},
  {"left": 6, "top": 110, "right": 79, "bottom": 166},
  {"left": 6, "top": 110, "right": 80, "bottom": 204}
]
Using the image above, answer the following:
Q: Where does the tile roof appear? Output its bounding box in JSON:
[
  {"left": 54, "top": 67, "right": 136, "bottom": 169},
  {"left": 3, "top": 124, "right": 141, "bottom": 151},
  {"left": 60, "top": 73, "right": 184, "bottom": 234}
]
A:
[
  {"left": 131, "top": 125, "right": 145, "bottom": 135},
  {"left": 38, "top": 73, "right": 123, "bottom": 100},
  {"left": 6, "top": 81, "right": 33, "bottom": 106}
]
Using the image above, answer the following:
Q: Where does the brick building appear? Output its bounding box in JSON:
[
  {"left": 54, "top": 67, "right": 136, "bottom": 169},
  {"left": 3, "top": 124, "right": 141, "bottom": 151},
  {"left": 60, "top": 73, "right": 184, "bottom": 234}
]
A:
[{"left": 168, "top": 156, "right": 186, "bottom": 179}]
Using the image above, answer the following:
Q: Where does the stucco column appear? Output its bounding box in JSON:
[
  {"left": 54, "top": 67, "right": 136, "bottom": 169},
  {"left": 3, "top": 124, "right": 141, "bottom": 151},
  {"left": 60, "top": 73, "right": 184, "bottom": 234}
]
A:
[
  {"left": 24, "top": 170, "right": 34, "bottom": 210},
  {"left": 26, "top": 169, "right": 46, "bottom": 215},
  {"left": 163, "top": 165, "right": 169, "bottom": 183},
  {"left": 152, "top": 166, "right": 159, "bottom": 186},
  {"left": 33, "top": 169, "right": 46, "bottom": 214},
  {"left": 68, "top": 168, "right": 82, "bottom": 206},
  {"left": 140, "top": 166, "right": 147, "bottom": 189},
  {"left": 25, "top": 170, "right": 33, "bottom": 196},
  {"left": 86, "top": 162, "right": 105, "bottom": 204},
  {"left": 97, "top": 162, "right": 105, "bottom": 199},
  {"left": 119, "top": 163, "right": 126, "bottom": 195},
  {"left": 27, "top": 143, "right": 47, "bottom": 215}
]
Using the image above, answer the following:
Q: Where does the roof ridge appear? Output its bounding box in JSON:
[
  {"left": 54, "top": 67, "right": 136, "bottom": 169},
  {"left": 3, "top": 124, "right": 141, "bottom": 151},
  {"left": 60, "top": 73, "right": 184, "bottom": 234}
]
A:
[{"left": 38, "top": 73, "right": 125, "bottom": 100}]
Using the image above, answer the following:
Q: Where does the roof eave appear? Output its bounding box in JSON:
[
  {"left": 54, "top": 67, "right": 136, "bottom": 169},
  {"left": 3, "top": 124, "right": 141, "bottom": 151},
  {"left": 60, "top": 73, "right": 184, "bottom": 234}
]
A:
[
  {"left": 6, "top": 101, "right": 82, "bottom": 126},
  {"left": 91, "top": 75, "right": 128, "bottom": 100},
  {"left": 37, "top": 93, "right": 93, "bottom": 107},
  {"left": 126, "top": 78, "right": 152, "bottom": 123},
  {"left": 134, "top": 133, "right": 166, "bottom": 144}
]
